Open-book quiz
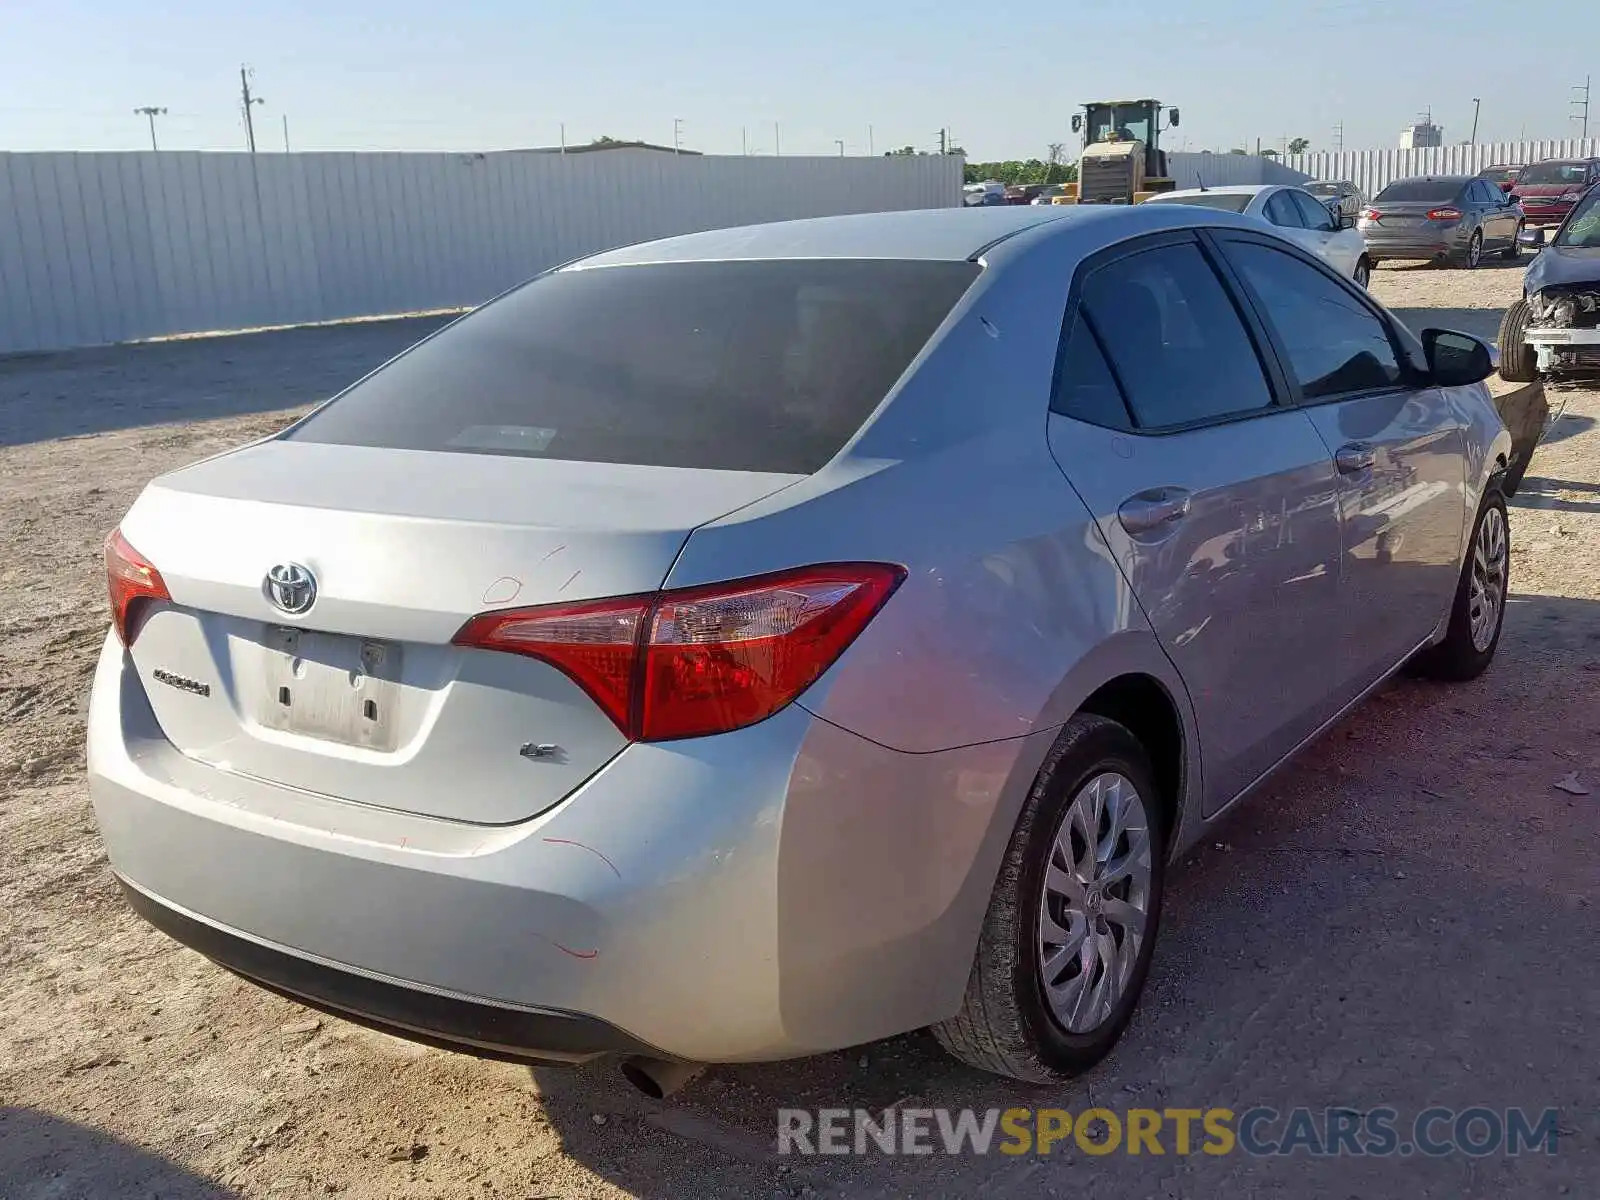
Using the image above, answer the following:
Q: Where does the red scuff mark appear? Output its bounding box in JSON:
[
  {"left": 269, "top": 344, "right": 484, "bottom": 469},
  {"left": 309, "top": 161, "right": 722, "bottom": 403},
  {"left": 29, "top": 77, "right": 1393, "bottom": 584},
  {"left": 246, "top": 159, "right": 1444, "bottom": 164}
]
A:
[
  {"left": 398, "top": 837, "right": 408, "bottom": 849},
  {"left": 533, "top": 932, "right": 599, "bottom": 960},
  {"left": 543, "top": 837, "right": 622, "bottom": 879}
]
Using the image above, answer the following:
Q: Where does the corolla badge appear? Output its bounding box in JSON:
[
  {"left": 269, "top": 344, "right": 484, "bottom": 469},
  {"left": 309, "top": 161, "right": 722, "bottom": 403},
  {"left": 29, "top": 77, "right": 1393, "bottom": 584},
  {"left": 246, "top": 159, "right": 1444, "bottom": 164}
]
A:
[{"left": 265, "top": 562, "right": 317, "bottom": 615}]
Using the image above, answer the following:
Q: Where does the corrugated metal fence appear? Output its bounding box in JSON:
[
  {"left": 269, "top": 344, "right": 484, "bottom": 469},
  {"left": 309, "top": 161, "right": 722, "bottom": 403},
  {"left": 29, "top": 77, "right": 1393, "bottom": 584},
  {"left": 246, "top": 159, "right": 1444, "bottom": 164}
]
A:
[
  {"left": 1164, "top": 151, "right": 1310, "bottom": 188},
  {"left": 0, "top": 150, "right": 962, "bottom": 355},
  {"left": 1286, "top": 139, "right": 1600, "bottom": 200}
]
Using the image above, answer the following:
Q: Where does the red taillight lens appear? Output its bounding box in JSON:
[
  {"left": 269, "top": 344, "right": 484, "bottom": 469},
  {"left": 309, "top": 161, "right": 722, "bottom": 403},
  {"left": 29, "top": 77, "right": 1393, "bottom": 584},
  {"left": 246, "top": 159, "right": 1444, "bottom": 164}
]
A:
[
  {"left": 453, "top": 563, "right": 905, "bottom": 742},
  {"left": 1426, "top": 207, "right": 1462, "bottom": 221},
  {"left": 1361, "top": 208, "right": 1382, "bottom": 220},
  {"left": 105, "top": 529, "right": 170, "bottom": 645}
]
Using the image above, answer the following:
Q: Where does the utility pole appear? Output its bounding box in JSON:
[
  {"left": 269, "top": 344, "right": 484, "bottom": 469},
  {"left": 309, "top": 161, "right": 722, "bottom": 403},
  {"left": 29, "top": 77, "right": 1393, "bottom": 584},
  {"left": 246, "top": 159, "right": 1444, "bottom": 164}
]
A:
[
  {"left": 774, "top": 122, "right": 781, "bottom": 156},
  {"left": 133, "top": 105, "right": 166, "bottom": 151},
  {"left": 673, "top": 117, "right": 683, "bottom": 154},
  {"left": 1332, "top": 121, "right": 1344, "bottom": 153},
  {"left": 938, "top": 127, "right": 947, "bottom": 155},
  {"left": 868, "top": 124, "right": 874, "bottom": 156},
  {"left": 239, "top": 65, "right": 264, "bottom": 153},
  {"left": 835, "top": 139, "right": 845, "bottom": 157},
  {"left": 741, "top": 126, "right": 747, "bottom": 155},
  {"left": 1574, "top": 76, "right": 1592, "bottom": 139},
  {"left": 1469, "top": 97, "right": 1481, "bottom": 145},
  {"left": 560, "top": 122, "right": 566, "bottom": 154},
  {"left": 282, "top": 114, "right": 290, "bottom": 152}
]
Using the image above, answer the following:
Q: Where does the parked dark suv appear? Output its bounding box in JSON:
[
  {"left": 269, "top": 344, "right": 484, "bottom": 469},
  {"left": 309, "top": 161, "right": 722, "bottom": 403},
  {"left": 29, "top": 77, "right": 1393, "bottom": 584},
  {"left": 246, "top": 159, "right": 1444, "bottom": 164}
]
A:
[{"left": 1357, "top": 175, "right": 1524, "bottom": 267}]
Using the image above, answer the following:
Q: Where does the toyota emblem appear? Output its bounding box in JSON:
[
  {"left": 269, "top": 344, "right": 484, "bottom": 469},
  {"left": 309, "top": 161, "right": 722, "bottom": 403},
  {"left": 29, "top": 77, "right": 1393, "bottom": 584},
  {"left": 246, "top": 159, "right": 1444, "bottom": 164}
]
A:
[{"left": 265, "top": 562, "right": 317, "bottom": 615}]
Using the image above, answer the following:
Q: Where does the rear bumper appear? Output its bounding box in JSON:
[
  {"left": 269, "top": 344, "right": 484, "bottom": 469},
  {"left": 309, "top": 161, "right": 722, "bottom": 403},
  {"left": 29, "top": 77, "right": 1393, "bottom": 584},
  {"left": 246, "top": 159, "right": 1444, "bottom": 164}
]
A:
[
  {"left": 88, "top": 633, "right": 1036, "bottom": 1064},
  {"left": 1359, "top": 231, "right": 1460, "bottom": 260}
]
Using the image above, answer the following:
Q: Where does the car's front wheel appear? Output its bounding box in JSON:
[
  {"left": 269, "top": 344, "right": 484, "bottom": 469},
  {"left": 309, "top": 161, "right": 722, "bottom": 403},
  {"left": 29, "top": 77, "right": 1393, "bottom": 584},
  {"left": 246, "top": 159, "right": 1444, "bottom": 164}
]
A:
[
  {"left": 1497, "top": 298, "right": 1539, "bottom": 383},
  {"left": 1353, "top": 256, "right": 1372, "bottom": 288},
  {"left": 1502, "top": 224, "right": 1524, "bottom": 261},
  {"left": 931, "top": 714, "right": 1166, "bottom": 1083}
]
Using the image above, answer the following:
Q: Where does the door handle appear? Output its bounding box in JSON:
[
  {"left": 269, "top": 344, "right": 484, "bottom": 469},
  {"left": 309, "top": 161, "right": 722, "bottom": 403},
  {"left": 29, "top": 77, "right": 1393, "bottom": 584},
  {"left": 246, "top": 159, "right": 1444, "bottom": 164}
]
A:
[
  {"left": 1335, "top": 443, "right": 1375, "bottom": 474},
  {"left": 1118, "top": 488, "right": 1192, "bottom": 535}
]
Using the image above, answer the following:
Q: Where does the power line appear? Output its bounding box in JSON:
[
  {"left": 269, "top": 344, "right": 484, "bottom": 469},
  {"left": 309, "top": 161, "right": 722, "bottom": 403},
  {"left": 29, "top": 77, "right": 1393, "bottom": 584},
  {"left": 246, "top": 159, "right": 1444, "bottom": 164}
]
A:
[
  {"left": 239, "top": 65, "right": 264, "bottom": 153},
  {"left": 132, "top": 105, "right": 166, "bottom": 151}
]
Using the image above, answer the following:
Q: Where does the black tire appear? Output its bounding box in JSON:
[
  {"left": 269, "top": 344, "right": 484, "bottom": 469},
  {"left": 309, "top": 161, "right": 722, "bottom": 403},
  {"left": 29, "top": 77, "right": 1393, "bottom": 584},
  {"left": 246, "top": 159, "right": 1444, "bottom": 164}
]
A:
[
  {"left": 1455, "top": 230, "right": 1484, "bottom": 269},
  {"left": 1497, "top": 298, "right": 1538, "bottom": 383},
  {"left": 931, "top": 714, "right": 1167, "bottom": 1083},
  {"left": 1409, "top": 490, "right": 1509, "bottom": 682},
  {"left": 1501, "top": 224, "right": 1523, "bottom": 261},
  {"left": 1354, "top": 257, "right": 1372, "bottom": 289}
]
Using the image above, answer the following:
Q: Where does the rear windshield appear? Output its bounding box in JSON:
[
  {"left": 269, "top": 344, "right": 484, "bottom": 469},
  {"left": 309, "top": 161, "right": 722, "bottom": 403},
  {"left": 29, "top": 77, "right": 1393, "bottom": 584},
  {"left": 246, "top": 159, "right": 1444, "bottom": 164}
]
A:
[
  {"left": 1374, "top": 179, "right": 1466, "bottom": 203},
  {"left": 1480, "top": 167, "right": 1518, "bottom": 182},
  {"left": 285, "top": 259, "right": 980, "bottom": 474},
  {"left": 1304, "top": 182, "right": 1339, "bottom": 196},
  {"left": 1143, "top": 192, "right": 1252, "bottom": 213},
  {"left": 1518, "top": 161, "right": 1587, "bottom": 185}
]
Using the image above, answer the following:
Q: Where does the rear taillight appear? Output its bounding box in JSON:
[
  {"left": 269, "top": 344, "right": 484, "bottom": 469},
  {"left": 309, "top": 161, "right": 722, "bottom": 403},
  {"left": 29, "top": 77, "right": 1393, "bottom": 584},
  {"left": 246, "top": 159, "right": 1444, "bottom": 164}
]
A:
[
  {"left": 453, "top": 563, "right": 905, "bottom": 742},
  {"left": 1426, "top": 207, "right": 1462, "bottom": 221},
  {"left": 105, "top": 529, "right": 170, "bottom": 645},
  {"left": 1361, "top": 208, "right": 1381, "bottom": 221}
]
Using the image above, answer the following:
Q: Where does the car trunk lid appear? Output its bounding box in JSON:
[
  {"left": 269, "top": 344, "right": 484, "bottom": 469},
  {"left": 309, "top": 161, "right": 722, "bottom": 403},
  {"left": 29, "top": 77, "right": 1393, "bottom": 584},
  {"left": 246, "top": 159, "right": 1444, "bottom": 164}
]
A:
[{"left": 118, "top": 439, "right": 802, "bottom": 825}]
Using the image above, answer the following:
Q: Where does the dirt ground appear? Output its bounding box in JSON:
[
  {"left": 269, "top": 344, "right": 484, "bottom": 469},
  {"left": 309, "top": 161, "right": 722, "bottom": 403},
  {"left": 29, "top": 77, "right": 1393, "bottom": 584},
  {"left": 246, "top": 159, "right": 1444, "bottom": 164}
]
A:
[{"left": 2, "top": 262, "right": 1598, "bottom": 1199}]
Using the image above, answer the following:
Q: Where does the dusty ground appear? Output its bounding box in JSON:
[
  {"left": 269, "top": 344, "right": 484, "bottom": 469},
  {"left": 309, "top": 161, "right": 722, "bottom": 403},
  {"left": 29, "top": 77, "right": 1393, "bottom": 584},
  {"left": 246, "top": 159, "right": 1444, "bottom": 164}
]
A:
[{"left": 2, "top": 265, "right": 1598, "bottom": 1199}]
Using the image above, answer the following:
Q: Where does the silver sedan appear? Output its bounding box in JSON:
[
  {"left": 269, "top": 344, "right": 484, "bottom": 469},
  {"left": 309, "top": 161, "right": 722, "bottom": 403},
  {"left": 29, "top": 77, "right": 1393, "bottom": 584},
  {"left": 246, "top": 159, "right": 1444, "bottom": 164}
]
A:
[{"left": 89, "top": 204, "right": 1512, "bottom": 1093}]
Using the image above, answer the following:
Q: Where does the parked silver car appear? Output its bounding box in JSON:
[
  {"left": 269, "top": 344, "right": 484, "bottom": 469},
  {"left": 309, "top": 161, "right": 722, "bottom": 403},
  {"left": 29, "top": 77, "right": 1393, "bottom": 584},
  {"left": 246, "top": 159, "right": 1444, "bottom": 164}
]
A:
[
  {"left": 1304, "top": 179, "right": 1365, "bottom": 226},
  {"left": 1358, "top": 174, "right": 1525, "bottom": 267},
  {"left": 89, "top": 205, "right": 1513, "bottom": 1092}
]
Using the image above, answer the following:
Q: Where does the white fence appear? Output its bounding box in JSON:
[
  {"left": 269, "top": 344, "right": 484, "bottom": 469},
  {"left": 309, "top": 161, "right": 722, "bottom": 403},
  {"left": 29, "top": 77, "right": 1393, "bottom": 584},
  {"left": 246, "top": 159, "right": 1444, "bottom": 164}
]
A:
[
  {"left": 1286, "top": 138, "right": 1600, "bottom": 201},
  {"left": 0, "top": 150, "right": 963, "bottom": 355},
  {"left": 1164, "top": 151, "right": 1310, "bottom": 189}
]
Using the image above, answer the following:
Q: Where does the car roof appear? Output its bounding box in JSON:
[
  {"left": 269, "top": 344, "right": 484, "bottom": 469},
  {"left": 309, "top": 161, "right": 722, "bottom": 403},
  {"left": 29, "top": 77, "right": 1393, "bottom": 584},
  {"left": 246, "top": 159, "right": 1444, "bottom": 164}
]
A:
[
  {"left": 568, "top": 205, "right": 1163, "bottom": 266},
  {"left": 1155, "top": 184, "right": 1276, "bottom": 198},
  {"left": 1384, "top": 174, "right": 1473, "bottom": 186}
]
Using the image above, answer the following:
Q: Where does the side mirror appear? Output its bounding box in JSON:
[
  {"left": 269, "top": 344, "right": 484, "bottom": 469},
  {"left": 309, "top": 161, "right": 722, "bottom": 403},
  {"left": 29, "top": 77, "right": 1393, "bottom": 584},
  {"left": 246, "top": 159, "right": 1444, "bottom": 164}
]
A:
[
  {"left": 1168, "top": 108, "right": 1180, "bottom": 127},
  {"left": 1422, "top": 329, "right": 1495, "bottom": 387},
  {"left": 1071, "top": 114, "right": 1083, "bottom": 134},
  {"left": 1517, "top": 226, "right": 1546, "bottom": 249}
]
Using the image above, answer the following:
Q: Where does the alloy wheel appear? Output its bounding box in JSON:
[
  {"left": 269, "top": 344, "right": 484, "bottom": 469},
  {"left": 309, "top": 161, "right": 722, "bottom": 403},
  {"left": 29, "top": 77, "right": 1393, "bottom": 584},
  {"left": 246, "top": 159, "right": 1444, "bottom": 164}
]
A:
[
  {"left": 1467, "top": 232, "right": 1482, "bottom": 268},
  {"left": 1038, "top": 772, "right": 1153, "bottom": 1034},
  {"left": 1469, "top": 504, "right": 1508, "bottom": 652}
]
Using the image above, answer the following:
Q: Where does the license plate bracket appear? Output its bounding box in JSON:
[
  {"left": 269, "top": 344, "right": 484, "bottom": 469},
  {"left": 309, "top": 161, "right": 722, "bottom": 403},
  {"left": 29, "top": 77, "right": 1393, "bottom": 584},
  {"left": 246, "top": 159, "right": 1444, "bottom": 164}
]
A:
[{"left": 259, "top": 626, "right": 403, "bottom": 751}]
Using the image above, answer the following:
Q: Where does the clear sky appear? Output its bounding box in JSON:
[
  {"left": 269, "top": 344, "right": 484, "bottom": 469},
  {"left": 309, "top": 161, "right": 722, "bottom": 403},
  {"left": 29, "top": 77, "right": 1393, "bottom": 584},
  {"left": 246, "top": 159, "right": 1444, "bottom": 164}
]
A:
[{"left": 1, "top": 0, "right": 1593, "bottom": 159}]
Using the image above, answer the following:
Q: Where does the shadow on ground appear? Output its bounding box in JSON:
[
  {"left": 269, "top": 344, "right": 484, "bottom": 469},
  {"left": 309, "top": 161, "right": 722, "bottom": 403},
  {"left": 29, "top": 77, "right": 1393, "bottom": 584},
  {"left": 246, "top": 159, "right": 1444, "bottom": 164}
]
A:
[
  {"left": 0, "top": 315, "right": 452, "bottom": 446},
  {"left": 0, "top": 1109, "right": 234, "bottom": 1199},
  {"left": 520, "top": 599, "right": 1600, "bottom": 1199}
]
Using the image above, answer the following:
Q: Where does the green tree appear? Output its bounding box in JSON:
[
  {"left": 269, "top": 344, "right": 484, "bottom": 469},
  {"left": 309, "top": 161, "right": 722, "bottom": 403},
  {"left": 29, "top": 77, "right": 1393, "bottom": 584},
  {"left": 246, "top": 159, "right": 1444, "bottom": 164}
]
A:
[
  {"left": 885, "top": 146, "right": 919, "bottom": 156},
  {"left": 1288, "top": 137, "right": 1311, "bottom": 154}
]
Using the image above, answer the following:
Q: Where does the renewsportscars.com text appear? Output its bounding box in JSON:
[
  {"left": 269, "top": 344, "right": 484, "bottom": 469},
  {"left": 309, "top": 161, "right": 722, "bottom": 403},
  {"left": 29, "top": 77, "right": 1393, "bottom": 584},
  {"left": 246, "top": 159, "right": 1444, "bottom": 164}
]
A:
[{"left": 777, "top": 1106, "right": 1561, "bottom": 1158}]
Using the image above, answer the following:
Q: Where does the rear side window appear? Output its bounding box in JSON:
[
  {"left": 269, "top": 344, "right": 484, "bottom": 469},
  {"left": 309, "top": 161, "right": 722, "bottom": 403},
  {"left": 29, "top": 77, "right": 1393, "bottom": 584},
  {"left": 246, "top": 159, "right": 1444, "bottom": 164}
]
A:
[
  {"left": 1050, "top": 314, "right": 1132, "bottom": 429},
  {"left": 1225, "top": 241, "right": 1402, "bottom": 399},
  {"left": 285, "top": 259, "right": 980, "bottom": 474},
  {"left": 1081, "top": 242, "right": 1274, "bottom": 428}
]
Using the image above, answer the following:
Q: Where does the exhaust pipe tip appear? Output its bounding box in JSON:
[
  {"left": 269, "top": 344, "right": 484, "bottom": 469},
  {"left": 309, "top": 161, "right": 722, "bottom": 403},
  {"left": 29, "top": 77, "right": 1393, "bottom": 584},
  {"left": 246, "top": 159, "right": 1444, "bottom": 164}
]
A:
[{"left": 619, "top": 1056, "right": 704, "bottom": 1100}]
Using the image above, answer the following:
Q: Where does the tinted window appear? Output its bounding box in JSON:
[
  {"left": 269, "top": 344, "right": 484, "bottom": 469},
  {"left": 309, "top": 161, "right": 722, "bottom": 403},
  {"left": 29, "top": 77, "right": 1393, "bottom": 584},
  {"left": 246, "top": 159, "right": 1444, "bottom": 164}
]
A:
[
  {"left": 1264, "top": 192, "right": 1302, "bottom": 227},
  {"left": 1289, "top": 190, "right": 1335, "bottom": 231},
  {"left": 1227, "top": 242, "right": 1402, "bottom": 399},
  {"left": 1143, "top": 192, "right": 1253, "bottom": 213},
  {"left": 1051, "top": 314, "right": 1132, "bottom": 428},
  {"left": 1374, "top": 178, "right": 1468, "bottom": 203},
  {"left": 285, "top": 259, "right": 978, "bottom": 474},
  {"left": 1082, "top": 242, "right": 1274, "bottom": 428},
  {"left": 1304, "top": 182, "right": 1339, "bottom": 197},
  {"left": 1517, "top": 161, "right": 1588, "bottom": 185}
]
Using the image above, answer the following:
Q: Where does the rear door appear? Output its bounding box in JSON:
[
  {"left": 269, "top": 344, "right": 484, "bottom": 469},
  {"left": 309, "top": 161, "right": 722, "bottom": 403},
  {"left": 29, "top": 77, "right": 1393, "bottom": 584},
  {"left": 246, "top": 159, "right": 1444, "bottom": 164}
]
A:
[
  {"left": 1044, "top": 232, "right": 1347, "bottom": 814},
  {"left": 1213, "top": 231, "right": 1468, "bottom": 689}
]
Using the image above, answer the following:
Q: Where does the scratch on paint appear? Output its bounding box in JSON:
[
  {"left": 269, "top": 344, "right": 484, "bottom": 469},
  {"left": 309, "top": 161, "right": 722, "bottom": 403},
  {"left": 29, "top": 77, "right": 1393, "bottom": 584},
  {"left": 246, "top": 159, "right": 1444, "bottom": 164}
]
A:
[
  {"left": 543, "top": 837, "right": 622, "bottom": 878},
  {"left": 399, "top": 837, "right": 408, "bottom": 849},
  {"left": 559, "top": 569, "right": 581, "bottom": 593},
  {"left": 537, "top": 544, "right": 568, "bottom": 564},
  {"left": 535, "top": 933, "right": 599, "bottom": 960}
]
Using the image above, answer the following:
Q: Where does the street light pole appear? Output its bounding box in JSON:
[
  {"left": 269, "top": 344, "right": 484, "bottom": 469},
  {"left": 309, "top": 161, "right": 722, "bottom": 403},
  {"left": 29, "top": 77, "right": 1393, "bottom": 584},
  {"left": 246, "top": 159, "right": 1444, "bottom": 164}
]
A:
[
  {"left": 835, "top": 139, "right": 845, "bottom": 157},
  {"left": 133, "top": 105, "right": 166, "bottom": 151},
  {"left": 1470, "top": 97, "right": 1481, "bottom": 146}
]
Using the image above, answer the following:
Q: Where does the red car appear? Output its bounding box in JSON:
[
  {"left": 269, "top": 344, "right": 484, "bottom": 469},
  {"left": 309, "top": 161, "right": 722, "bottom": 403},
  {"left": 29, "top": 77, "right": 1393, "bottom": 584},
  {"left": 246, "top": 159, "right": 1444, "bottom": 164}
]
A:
[
  {"left": 1511, "top": 158, "right": 1600, "bottom": 226},
  {"left": 1476, "top": 164, "right": 1523, "bottom": 194}
]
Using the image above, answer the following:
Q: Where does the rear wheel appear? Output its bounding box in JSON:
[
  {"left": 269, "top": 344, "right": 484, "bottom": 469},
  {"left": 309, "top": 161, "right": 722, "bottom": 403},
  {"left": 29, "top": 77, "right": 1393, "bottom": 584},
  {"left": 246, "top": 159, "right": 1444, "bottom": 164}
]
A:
[
  {"left": 1457, "top": 230, "right": 1484, "bottom": 269},
  {"left": 931, "top": 715, "right": 1166, "bottom": 1083},
  {"left": 1409, "top": 491, "right": 1509, "bottom": 682},
  {"left": 1497, "top": 298, "right": 1538, "bottom": 383}
]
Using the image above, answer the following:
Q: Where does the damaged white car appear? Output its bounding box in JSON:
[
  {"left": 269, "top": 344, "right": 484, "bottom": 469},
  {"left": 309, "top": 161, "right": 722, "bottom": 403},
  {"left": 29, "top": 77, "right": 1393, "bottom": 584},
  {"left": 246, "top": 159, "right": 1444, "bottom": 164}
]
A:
[{"left": 1499, "top": 185, "right": 1600, "bottom": 385}]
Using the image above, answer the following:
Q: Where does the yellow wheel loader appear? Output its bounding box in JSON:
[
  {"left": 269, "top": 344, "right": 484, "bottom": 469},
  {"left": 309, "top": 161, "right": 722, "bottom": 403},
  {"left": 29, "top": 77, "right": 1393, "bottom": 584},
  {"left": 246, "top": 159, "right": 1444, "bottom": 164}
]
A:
[{"left": 1055, "top": 99, "right": 1180, "bottom": 206}]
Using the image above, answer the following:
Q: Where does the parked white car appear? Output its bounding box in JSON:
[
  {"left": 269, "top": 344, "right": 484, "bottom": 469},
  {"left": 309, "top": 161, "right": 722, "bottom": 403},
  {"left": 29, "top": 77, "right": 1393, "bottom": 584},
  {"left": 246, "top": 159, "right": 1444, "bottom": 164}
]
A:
[{"left": 1144, "top": 185, "right": 1374, "bottom": 287}]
